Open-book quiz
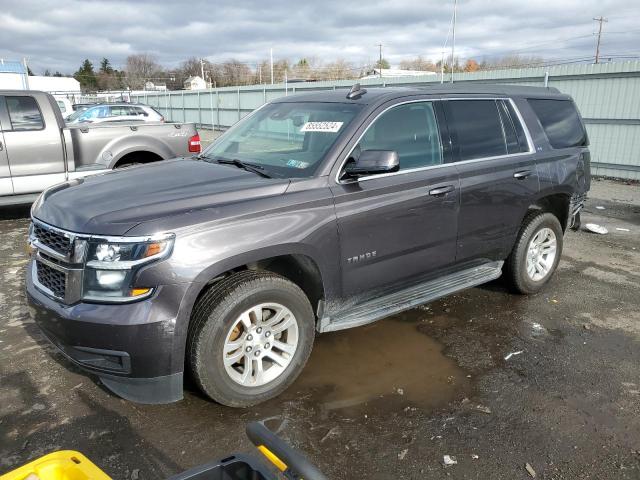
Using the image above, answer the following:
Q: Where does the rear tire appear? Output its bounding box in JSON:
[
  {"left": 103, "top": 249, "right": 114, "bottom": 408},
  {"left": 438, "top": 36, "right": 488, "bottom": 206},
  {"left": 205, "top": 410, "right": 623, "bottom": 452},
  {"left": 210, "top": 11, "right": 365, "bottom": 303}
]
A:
[
  {"left": 187, "top": 271, "right": 315, "bottom": 407},
  {"left": 505, "top": 212, "right": 563, "bottom": 294}
]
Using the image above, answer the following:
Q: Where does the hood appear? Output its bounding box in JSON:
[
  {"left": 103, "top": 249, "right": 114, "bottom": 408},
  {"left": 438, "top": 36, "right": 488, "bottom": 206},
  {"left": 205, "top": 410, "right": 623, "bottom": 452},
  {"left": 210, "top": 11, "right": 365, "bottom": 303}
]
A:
[{"left": 33, "top": 159, "right": 290, "bottom": 235}]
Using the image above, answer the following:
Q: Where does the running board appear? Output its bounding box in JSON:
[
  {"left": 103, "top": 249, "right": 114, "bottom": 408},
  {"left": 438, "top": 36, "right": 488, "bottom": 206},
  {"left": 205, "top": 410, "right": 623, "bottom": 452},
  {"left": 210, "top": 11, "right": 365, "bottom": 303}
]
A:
[{"left": 318, "top": 261, "right": 503, "bottom": 332}]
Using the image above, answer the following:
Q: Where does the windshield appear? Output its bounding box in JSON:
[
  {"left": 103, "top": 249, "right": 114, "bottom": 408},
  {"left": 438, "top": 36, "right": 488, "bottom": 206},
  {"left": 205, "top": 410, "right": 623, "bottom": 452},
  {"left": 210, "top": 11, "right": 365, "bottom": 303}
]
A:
[{"left": 201, "top": 102, "right": 362, "bottom": 178}]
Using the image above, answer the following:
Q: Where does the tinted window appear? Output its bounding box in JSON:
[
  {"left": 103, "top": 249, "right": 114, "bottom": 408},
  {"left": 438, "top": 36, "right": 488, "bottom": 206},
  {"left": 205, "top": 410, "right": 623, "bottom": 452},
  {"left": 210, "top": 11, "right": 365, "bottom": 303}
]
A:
[
  {"left": 6, "top": 96, "right": 44, "bottom": 131},
  {"left": 356, "top": 102, "right": 442, "bottom": 170},
  {"left": 528, "top": 99, "right": 587, "bottom": 149},
  {"left": 446, "top": 100, "right": 506, "bottom": 161},
  {"left": 497, "top": 100, "right": 530, "bottom": 154},
  {"left": 505, "top": 100, "right": 529, "bottom": 151}
]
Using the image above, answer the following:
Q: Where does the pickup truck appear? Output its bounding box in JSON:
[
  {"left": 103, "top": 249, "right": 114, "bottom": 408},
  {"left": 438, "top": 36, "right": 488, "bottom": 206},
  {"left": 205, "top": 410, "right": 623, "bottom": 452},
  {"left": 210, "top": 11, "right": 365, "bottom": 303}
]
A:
[
  {"left": 26, "top": 84, "right": 590, "bottom": 406},
  {"left": 0, "top": 90, "right": 200, "bottom": 205}
]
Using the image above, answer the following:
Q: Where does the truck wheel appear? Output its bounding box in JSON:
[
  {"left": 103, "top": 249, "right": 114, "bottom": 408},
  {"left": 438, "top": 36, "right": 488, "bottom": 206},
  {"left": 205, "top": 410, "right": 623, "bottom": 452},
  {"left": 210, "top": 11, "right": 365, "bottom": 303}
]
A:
[
  {"left": 187, "top": 271, "right": 315, "bottom": 407},
  {"left": 505, "top": 212, "right": 563, "bottom": 294}
]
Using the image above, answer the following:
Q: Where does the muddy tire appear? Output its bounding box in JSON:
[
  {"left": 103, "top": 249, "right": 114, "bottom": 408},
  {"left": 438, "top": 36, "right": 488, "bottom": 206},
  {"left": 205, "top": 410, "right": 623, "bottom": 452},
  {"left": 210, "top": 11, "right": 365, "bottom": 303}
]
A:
[
  {"left": 504, "top": 212, "right": 563, "bottom": 294},
  {"left": 187, "top": 270, "right": 315, "bottom": 407}
]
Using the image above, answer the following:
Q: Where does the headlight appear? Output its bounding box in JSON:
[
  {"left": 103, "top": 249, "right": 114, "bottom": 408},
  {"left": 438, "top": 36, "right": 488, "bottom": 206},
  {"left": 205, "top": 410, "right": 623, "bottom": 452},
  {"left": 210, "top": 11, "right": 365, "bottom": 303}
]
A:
[{"left": 82, "top": 234, "right": 174, "bottom": 302}]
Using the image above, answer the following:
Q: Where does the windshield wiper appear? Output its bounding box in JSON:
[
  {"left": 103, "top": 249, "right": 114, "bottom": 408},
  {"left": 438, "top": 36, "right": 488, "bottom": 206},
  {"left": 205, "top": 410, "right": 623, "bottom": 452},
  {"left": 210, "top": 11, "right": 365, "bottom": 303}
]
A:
[{"left": 214, "top": 158, "right": 272, "bottom": 178}]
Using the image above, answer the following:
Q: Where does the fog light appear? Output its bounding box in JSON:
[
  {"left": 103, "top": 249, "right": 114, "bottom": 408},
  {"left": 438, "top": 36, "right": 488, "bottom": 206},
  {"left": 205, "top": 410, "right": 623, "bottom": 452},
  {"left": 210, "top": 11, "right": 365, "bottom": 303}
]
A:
[{"left": 96, "top": 270, "right": 126, "bottom": 287}]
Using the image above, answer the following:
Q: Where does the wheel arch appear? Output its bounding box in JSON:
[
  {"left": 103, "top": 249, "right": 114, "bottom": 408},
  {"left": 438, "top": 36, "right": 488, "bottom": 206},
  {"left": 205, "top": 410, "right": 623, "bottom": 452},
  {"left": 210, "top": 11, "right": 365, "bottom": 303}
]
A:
[
  {"left": 171, "top": 246, "right": 329, "bottom": 374},
  {"left": 525, "top": 190, "right": 572, "bottom": 232}
]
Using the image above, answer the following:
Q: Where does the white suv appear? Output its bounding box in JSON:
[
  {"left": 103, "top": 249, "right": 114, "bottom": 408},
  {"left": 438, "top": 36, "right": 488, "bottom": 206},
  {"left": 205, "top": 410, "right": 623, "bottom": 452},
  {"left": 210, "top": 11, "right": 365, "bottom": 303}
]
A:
[{"left": 66, "top": 103, "right": 164, "bottom": 124}]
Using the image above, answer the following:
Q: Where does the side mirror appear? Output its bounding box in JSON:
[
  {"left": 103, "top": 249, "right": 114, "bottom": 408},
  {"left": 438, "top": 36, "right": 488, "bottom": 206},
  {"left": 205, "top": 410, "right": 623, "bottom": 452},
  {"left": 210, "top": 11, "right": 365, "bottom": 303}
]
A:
[{"left": 344, "top": 150, "right": 399, "bottom": 178}]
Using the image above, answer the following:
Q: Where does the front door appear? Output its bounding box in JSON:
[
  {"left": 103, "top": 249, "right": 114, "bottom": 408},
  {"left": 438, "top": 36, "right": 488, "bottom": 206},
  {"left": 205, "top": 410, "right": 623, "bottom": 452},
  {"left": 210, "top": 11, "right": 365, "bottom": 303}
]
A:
[
  {"left": 330, "top": 100, "right": 460, "bottom": 296},
  {"left": 0, "top": 94, "right": 66, "bottom": 194}
]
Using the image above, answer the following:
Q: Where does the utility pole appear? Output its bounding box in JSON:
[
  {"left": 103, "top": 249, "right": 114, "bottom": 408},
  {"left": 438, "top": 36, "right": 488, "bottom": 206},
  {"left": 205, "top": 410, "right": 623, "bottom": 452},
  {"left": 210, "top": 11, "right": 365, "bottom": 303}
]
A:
[
  {"left": 270, "top": 48, "right": 274, "bottom": 84},
  {"left": 200, "top": 58, "right": 205, "bottom": 80},
  {"left": 377, "top": 43, "right": 383, "bottom": 77},
  {"left": 451, "top": 0, "right": 457, "bottom": 83},
  {"left": 23, "top": 58, "right": 30, "bottom": 89},
  {"left": 593, "top": 16, "right": 608, "bottom": 64}
]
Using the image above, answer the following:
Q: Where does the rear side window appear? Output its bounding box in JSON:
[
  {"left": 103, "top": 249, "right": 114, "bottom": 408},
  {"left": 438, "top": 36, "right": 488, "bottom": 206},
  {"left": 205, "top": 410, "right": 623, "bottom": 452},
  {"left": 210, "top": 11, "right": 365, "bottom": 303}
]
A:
[
  {"left": 528, "top": 99, "right": 587, "bottom": 149},
  {"left": 445, "top": 100, "right": 507, "bottom": 161},
  {"left": 5, "top": 96, "right": 44, "bottom": 131}
]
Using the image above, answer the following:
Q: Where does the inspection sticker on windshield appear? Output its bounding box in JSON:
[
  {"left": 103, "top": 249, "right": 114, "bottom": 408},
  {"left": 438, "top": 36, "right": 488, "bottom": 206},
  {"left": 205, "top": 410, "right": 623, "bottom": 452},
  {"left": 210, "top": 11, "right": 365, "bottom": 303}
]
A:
[
  {"left": 300, "top": 121, "right": 343, "bottom": 133},
  {"left": 287, "top": 159, "right": 309, "bottom": 169}
]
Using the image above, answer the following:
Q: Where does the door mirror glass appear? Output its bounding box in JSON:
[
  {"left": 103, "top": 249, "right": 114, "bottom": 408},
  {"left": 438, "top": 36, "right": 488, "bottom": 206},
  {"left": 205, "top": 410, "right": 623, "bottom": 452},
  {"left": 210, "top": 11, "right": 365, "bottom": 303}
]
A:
[{"left": 344, "top": 150, "right": 399, "bottom": 177}]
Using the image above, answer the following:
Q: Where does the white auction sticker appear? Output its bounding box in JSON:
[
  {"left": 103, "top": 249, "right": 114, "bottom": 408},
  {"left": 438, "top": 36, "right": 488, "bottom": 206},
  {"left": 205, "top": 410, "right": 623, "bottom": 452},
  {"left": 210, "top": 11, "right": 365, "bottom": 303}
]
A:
[{"left": 300, "top": 121, "right": 343, "bottom": 133}]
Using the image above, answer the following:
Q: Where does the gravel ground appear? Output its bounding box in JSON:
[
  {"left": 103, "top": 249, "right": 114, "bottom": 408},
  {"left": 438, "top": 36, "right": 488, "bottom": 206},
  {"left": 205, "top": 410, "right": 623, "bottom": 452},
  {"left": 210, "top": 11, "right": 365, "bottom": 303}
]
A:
[{"left": 0, "top": 178, "right": 638, "bottom": 479}]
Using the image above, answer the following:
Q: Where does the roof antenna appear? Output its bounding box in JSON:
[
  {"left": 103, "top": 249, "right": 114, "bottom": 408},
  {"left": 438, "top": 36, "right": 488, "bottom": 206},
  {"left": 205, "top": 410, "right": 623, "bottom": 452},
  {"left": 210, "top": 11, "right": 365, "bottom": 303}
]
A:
[{"left": 347, "top": 83, "right": 367, "bottom": 100}]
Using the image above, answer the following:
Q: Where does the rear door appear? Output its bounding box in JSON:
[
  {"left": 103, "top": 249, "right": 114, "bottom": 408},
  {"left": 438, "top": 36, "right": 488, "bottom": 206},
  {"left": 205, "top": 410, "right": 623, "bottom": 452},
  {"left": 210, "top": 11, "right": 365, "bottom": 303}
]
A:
[
  {"left": 0, "top": 98, "right": 14, "bottom": 196},
  {"left": 330, "top": 99, "right": 460, "bottom": 295},
  {"left": 1, "top": 93, "right": 66, "bottom": 194},
  {"left": 444, "top": 98, "right": 539, "bottom": 263}
]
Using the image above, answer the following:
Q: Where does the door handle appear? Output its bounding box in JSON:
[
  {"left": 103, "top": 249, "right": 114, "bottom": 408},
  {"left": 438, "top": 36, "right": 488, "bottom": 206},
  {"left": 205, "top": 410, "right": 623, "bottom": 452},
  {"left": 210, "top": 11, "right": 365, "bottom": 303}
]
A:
[
  {"left": 429, "top": 185, "right": 454, "bottom": 197},
  {"left": 514, "top": 170, "right": 532, "bottom": 179}
]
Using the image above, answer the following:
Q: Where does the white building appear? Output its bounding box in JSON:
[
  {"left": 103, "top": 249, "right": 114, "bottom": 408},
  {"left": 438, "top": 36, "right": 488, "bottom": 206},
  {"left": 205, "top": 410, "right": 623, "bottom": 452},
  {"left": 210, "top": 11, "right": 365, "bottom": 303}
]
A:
[
  {"left": 360, "top": 68, "right": 437, "bottom": 80},
  {"left": 145, "top": 81, "right": 167, "bottom": 91},
  {"left": 0, "top": 60, "right": 29, "bottom": 89},
  {"left": 0, "top": 59, "right": 81, "bottom": 97},
  {"left": 183, "top": 76, "right": 207, "bottom": 90},
  {"left": 28, "top": 75, "right": 81, "bottom": 95}
]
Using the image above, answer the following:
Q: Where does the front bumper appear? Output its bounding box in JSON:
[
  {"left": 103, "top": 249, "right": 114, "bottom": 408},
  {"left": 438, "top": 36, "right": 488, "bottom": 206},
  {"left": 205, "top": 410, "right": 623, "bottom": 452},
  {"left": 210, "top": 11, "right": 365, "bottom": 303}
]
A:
[{"left": 26, "top": 262, "right": 189, "bottom": 404}]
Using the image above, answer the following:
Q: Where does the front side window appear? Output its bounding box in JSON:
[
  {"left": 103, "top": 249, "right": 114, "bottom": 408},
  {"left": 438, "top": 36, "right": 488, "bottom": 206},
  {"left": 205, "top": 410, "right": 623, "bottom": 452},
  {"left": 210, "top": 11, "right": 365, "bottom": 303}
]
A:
[
  {"left": 445, "top": 100, "right": 507, "bottom": 161},
  {"left": 5, "top": 96, "right": 44, "bottom": 131},
  {"left": 528, "top": 99, "right": 587, "bottom": 149},
  {"left": 202, "top": 102, "right": 362, "bottom": 178},
  {"left": 354, "top": 101, "right": 442, "bottom": 170}
]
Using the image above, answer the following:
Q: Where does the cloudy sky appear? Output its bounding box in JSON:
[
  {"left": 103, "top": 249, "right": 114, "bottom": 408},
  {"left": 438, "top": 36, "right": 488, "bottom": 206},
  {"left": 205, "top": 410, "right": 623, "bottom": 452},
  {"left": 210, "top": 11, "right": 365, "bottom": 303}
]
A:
[{"left": 0, "top": 0, "right": 638, "bottom": 74}]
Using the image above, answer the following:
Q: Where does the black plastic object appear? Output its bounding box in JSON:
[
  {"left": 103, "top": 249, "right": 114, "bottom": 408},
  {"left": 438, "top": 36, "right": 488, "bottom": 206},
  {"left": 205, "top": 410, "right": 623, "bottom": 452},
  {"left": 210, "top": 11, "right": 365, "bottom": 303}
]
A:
[
  {"left": 246, "top": 422, "right": 328, "bottom": 480},
  {"left": 166, "top": 453, "right": 272, "bottom": 480}
]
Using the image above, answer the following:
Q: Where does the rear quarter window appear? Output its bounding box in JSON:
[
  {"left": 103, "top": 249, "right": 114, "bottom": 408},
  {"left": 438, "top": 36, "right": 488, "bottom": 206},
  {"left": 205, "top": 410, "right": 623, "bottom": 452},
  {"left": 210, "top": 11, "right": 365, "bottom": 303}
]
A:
[{"left": 528, "top": 99, "right": 587, "bottom": 149}]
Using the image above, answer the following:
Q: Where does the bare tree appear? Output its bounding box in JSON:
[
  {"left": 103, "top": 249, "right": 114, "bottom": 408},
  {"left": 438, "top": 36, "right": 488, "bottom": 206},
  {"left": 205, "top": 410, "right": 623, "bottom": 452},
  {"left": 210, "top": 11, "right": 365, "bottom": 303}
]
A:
[
  {"left": 322, "top": 59, "right": 356, "bottom": 80},
  {"left": 220, "top": 60, "right": 252, "bottom": 86},
  {"left": 125, "top": 53, "right": 162, "bottom": 89},
  {"left": 480, "top": 55, "right": 545, "bottom": 70},
  {"left": 399, "top": 56, "right": 437, "bottom": 72}
]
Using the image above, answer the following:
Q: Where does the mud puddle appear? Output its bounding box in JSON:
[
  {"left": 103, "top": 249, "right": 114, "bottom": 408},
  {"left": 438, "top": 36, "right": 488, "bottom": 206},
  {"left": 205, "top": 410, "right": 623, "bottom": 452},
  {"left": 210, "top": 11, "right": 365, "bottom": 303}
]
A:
[{"left": 286, "top": 310, "right": 471, "bottom": 413}]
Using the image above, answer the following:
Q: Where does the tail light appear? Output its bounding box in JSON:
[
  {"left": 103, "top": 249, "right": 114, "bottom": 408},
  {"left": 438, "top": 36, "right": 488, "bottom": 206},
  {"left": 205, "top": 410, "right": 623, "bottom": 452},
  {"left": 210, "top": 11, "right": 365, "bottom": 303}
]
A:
[{"left": 188, "top": 133, "right": 201, "bottom": 153}]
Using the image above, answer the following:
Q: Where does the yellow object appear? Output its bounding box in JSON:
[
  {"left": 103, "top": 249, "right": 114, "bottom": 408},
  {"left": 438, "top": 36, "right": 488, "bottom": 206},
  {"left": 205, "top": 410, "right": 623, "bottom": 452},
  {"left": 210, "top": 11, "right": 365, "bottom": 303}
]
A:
[
  {"left": 130, "top": 288, "right": 151, "bottom": 297},
  {"left": 0, "top": 451, "right": 111, "bottom": 480},
  {"left": 257, "top": 445, "right": 287, "bottom": 472}
]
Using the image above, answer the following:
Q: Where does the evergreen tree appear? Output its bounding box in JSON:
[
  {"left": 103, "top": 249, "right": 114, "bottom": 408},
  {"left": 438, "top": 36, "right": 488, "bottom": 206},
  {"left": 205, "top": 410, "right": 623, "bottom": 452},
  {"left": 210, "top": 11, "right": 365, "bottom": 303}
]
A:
[
  {"left": 74, "top": 59, "right": 97, "bottom": 91},
  {"left": 99, "top": 58, "right": 114, "bottom": 74}
]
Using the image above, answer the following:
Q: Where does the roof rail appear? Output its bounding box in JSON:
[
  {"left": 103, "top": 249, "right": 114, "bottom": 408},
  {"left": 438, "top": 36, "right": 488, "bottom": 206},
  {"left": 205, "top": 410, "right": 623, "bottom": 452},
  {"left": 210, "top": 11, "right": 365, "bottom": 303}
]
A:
[{"left": 346, "top": 83, "right": 367, "bottom": 100}]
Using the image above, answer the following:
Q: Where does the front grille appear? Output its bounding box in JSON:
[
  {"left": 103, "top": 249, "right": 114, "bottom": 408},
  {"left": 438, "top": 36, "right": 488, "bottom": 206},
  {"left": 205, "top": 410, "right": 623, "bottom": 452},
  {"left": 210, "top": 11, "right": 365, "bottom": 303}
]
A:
[
  {"left": 34, "top": 223, "right": 72, "bottom": 256},
  {"left": 36, "top": 261, "right": 66, "bottom": 299}
]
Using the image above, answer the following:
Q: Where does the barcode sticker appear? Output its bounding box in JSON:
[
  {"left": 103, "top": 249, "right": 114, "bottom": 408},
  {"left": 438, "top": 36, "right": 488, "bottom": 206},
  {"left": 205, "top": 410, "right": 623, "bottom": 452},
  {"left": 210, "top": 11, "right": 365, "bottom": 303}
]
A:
[{"left": 300, "top": 121, "right": 343, "bottom": 133}]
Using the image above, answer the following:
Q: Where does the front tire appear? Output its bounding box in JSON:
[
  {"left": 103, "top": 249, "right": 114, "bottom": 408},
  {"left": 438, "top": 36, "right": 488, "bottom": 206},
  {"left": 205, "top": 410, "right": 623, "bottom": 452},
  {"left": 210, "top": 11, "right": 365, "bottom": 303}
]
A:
[
  {"left": 187, "top": 271, "right": 315, "bottom": 407},
  {"left": 505, "top": 212, "right": 563, "bottom": 294}
]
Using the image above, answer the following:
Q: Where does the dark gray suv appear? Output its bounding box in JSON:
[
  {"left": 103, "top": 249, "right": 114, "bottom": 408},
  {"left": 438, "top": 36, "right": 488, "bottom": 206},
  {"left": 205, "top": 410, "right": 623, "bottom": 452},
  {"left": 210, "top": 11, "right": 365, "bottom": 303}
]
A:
[{"left": 26, "top": 85, "right": 590, "bottom": 406}]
